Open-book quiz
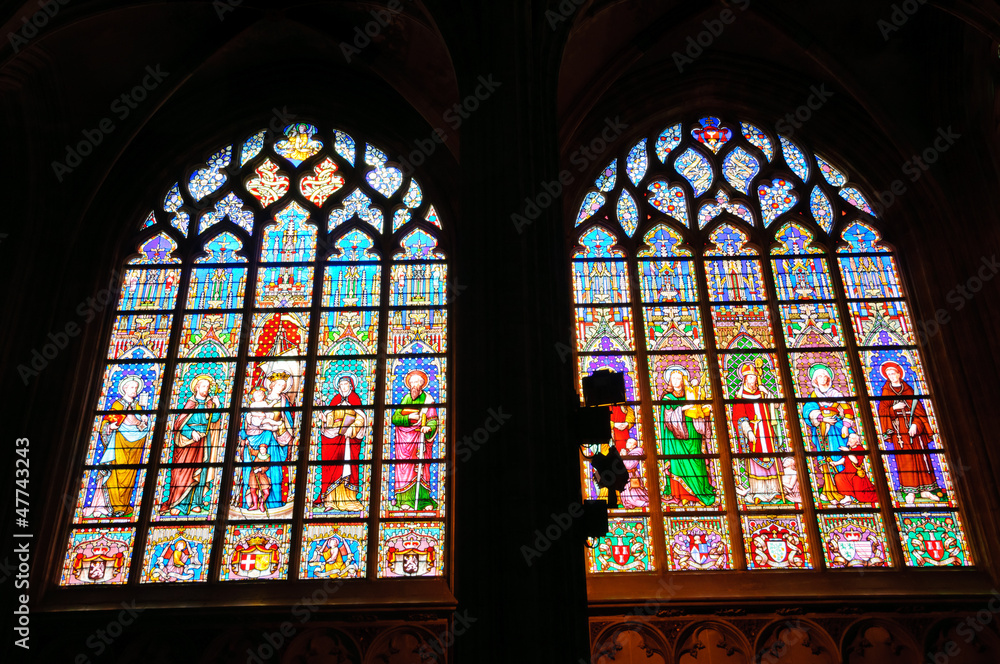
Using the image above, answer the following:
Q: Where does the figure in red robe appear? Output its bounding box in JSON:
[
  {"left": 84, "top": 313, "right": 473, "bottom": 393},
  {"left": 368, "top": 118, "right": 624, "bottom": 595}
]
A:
[
  {"left": 731, "top": 361, "right": 782, "bottom": 503},
  {"left": 876, "top": 361, "right": 940, "bottom": 504},
  {"left": 315, "top": 375, "right": 366, "bottom": 511}
]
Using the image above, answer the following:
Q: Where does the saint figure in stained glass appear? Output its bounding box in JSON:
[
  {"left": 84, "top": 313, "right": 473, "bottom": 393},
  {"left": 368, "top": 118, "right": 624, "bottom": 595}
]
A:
[
  {"left": 160, "top": 376, "right": 222, "bottom": 517},
  {"left": 315, "top": 375, "right": 367, "bottom": 511},
  {"left": 390, "top": 370, "right": 439, "bottom": 510},
  {"left": 876, "top": 361, "right": 941, "bottom": 504}
]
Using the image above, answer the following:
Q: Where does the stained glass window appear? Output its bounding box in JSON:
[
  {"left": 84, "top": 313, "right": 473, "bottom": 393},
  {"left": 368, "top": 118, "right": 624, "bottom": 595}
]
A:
[
  {"left": 61, "top": 122, "right": 450, "bottom": 587},
  {"left": 570, "top": 116, "right": 972, "bottom": 574}
]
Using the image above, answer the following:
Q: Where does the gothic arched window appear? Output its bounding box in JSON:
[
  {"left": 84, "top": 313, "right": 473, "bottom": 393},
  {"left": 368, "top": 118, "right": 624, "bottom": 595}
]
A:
[
  {"left": 571, "top": 116, "right": 972, "bottom": 573},
  {"left": 61, "top": 123, "right": 449, "bottom": 586}
]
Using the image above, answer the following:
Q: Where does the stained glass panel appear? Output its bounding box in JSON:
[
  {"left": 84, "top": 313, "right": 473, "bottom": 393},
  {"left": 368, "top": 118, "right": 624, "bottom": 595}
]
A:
[
  {"left": 810, "top": 186, "right": 835, "bottom": 235},
  {"left": 574, "top": 260, "right": 630, "bottom": 304},
  {"left": 655, "top": 123, "right": 682, "bottom": 162},
  {"left": 73, "top": 467, "right": 147, "bottom": 523},
  {"left": 779, "top": 136, "right": 809, "bottom": 181},
  {"left": 664, "top": 517, "right": 733, "bottom": 570},
  {"left": 725, "top": 401, "right": 792, "bottom": 453},
  {"left": 733, "top": 457, "right": 800, "bottom": 510},
  {"left": 895, "top": 513, "right": 971, "bottom": 567},
  {"left": 300, "top": 523, "right": 368, "bottom": 579},
  {"left": 652, "top": 402, "right": 717, "bottom": 455},
  {"left": 389, "top": 263, "right": 448, "bottom": 306},
  {"left": 808, "top": 456, "right": 879, "bottom": 508},
  {"left": 789, "top": 350, "right": 857, "bottom": 398},
  {"left": 711, "top": 304, "right": 774, "bottom": 348},
  {"left": 60, "top": 528, "right": 135, "bottom": 586},
  {"left": 152, "top": 466, "right": 222, "bottom": 522},
  {"left": 586, "top": 517, "right": 655, "bottom": 573},
  {"left": 638, "top": 260, "right": 696, "bottom": 302},
  {"left": 240, "top": 131, "right": 265, "bottom": 166},
  {"left": 159, "top": 413, "right": 229, "bottom": 465},
  {"left": 186, "top": 267, "right": 248, "bottom": 309},
  {"left": 779, "top": 302, "right": 843, "bottom": 348},
  {"left": 705, "top": 259, "right": 765, "bottom": 302},
  {"left": 300, "top": 157, "right": 346, "bottom": 206},
  {"left": 740, "top": 122, "right": 773, "bottom": 161},
  {"left": 188, "top": 145, "right": 231, "bottom": 202},
  {"left": 840, "top": 187, "right": 876, "bottom": 216},
  {"left": 315, "top": 361, "right": 378, "bottom": 405},
  {"left": 646, "top": 181, "right": 688, "bottom": 226},
  {"left": 742, "top": 514, "right": 812, "bottom": 569},
  {"left": 882, "top": 453, "right": 955, "bottom": 508},
  {"left": 248, "top": 312, "right": 310, "bottom": 356},
  {"left": 838, "top": 255, "right": 903, "bottom": 299},
  {"left": 674, "top": 148, "right": 713, "bottom": 196},
  {"left": 648, "top": 354, "right": 712, "bottom": 399},
  {"left": 304, "top": 465, "right": 372, "bottom": 519},
  {"left": 815, "top": 155, "right": 847, "bottom": 187},
  {"left": 691, "top": 116, "right": 731, "bottom": 153},
  {"left": 576, "top": 191, "right": 606, "bottom": 225},
  {"left": 319, "top": 310, "right": 380, "bottom": 355},
  {"left": 721, "top": 146, "right": 760, "bottom": 194},
  {"left": 119, "top": 269, "right": 182, "bottom": 311},
  {"left": 659, "top": 457, "right": 724, "bottom": 510},
  {"left": 626, "top": 139, "right": 648, "bottom": 186},
  {"left": 219, "top": 524, "right": 292, "bottom": 581},
  {"left": 141, "top": 526, "right": 215, "bottom": 582},
  {"left": 199, "top": 192, "right": 254, "bottom": 235},
  {"left": 616, "top": 189, "right": 639, "bottom": 237},
  {"left": 861, "top": 348, "right": 929, "bottom": 397},
  {"left": 757, "top": 178, "right": 798, "bottom": 227},
  {"left": 818, "top": 514, "right": 891, "bottom": 568},
  {"left": 274, "top": 123, "right": 323, "bottom": 166},
  {"left": 575, "top": 306, "right": 635, "bottom": 351},
  {"left": 107, "top": 314, "right": 172, "bottom": 359},
  {"left": 378, "top": 522, "right": 445, "bottom": 577},
  {"left": 245, "top": 159, "right": 289, "bottom": 208},
  {"left": 642, "top": 305, "right": 703, "bottom": 350},
  {"left": 255, "top": 266, "right": 314, "bottom": 308},
  {"left": 849, "top": 301, "right": 915, "bottom": 346}
]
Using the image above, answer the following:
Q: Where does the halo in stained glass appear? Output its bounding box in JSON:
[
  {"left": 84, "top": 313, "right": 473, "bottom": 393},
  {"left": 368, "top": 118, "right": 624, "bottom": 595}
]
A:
[
  {"left": 646, "top": 181, "right": 688, "bottom": 227},
  {"left": 810, "top": 186, "right": 835, "bottom": 234},
  {"left": 334, "top": 130, "right": 356, "bottom": 165},
  {"left": 740, "top": 122, "right": 773, "bottom": 161},
  {"left": 240, "top": 130, "right": 266, "bottom": 166},
  {"left": 130, "top": 233, "right": 180, "bottom": 264},
  {"left": 758, "top": 178, "right": 798, "bottom": 227},
  {"left": 595, "top": 159, "right": 616, "bottom": 192},
  {"left": 329, "top": 189, "right": 383, "bottom": 234},
  {"left": 274, "top": 123, "right": 323, "bottom": 166},
  {"left": 674, "top": 148, "right": 713, "bottom": 196},
  {"left": 691, "top": 116, "right": 732, "bottom": 153},
  {"left": 576, "top": 191, "right": 606, "bottom": 226},
  {"left": 625, "top": 139, "right": 648, "bottom": 187},
  {"left": 617, "top": 190, "right": 639, "bottom": 236},
  {"left": 840, "top": 187, "right": 877, "bottom": 216},
  {"left": 403, "top": 179, "right": 423, "bottom": 209},
  {"left": 779, "top": 136, "right": 809, "bottom": 182},
  {"left": 815, "top": 154, "right": 847, "bottom": 186},
  {"left": 721, "top": 147, "right": 760, "bottom": 194},
  {"left": 188, "top": 145, "right": 232, "bottom": 202},
  {"left": 655, "top": 123, "right": 683, "bottom": 162},
  {"left": 574, "top": 225, "right": 624, "bottom": 258}
]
